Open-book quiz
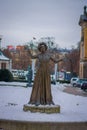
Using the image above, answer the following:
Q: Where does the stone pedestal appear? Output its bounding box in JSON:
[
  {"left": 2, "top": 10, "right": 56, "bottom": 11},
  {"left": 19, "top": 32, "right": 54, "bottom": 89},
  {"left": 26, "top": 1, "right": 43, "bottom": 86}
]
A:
[{"left": 23, "top": 104, "right": 60, "bottom": 114}]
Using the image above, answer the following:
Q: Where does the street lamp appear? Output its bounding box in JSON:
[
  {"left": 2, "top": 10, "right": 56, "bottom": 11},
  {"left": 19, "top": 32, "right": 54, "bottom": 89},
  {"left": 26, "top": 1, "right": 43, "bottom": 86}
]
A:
[{"left": 28, "top": 38, "right": 36, "bottom": 81}]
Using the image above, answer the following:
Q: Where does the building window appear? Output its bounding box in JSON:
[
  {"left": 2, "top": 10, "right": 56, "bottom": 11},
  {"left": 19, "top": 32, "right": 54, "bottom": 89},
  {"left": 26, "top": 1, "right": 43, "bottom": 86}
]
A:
[{"left": 1, "top": 63, "right": 6, "bottom": 69}]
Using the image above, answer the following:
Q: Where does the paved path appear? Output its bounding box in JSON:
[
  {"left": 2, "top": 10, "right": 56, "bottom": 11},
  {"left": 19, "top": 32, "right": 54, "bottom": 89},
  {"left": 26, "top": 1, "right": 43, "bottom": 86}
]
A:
[{"left": 63, "top": 85, "right": 87, "bottom": 97}]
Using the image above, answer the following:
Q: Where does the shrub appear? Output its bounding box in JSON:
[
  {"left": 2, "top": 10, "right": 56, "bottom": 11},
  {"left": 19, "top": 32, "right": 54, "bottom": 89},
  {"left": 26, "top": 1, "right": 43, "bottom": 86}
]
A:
[
  {"left": 0, "top": 69, "right": 13, "bottom": 82},
  {"left": 57, "top": 80, "right": 70, "bottom": 84}
]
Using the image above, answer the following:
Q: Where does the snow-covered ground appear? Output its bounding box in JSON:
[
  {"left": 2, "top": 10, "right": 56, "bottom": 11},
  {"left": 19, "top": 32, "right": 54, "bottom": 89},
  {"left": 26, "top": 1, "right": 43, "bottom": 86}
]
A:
[{"left": 0, "top": 81, "right": 87, "bottom": 122}]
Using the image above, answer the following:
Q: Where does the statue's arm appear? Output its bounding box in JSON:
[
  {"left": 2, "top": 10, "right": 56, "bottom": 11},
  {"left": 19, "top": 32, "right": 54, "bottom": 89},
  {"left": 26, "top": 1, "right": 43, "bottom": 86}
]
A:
[{"left": 28, "top": 50, "right": 38, "bottom": 59}]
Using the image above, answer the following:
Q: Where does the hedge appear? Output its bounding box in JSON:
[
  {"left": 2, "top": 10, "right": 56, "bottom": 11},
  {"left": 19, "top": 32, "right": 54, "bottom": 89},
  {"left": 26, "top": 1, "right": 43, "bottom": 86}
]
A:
[{"left": 0, "top": 69, "right": 13, "bottom": 82}]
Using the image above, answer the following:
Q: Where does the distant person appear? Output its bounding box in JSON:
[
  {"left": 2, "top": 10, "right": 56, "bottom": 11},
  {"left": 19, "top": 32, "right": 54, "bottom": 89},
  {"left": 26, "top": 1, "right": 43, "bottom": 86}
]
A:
[{"left": 28, "top": 42, "right": 63, "bottom": 106}]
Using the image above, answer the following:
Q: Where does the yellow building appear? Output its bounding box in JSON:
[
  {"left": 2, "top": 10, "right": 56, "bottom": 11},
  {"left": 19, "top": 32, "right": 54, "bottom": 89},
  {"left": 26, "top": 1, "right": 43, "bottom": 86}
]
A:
[{"left": 79, "top": 6, "right": 87, "bottom": 78}]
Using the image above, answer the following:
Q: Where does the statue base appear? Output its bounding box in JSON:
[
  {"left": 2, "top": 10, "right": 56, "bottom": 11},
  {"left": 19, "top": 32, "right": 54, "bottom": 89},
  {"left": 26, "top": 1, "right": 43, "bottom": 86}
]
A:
[{"left": 23, "top": 104, "right": 60, "bottom": 113}]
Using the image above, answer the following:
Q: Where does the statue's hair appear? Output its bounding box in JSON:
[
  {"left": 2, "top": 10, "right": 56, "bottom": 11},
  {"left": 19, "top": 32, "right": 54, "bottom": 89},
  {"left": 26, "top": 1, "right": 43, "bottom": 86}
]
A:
[{"left": 38, "top": 42, "right": 48, "bottom": 51}]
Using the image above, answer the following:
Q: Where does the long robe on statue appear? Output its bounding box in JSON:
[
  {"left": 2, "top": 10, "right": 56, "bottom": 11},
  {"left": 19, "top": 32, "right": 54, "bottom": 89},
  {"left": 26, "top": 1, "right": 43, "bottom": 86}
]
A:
[{"left": 29, "top": 53, "right": 54, "bottom": 105}]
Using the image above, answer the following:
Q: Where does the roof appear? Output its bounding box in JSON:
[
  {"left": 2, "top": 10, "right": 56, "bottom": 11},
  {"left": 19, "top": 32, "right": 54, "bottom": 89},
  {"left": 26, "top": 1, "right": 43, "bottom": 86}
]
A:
[
  {"left": 79, "top": 14, "right": 87, "bottom": 25},
  {"left": 0, "top": 51, "right": 10, "bottom": 61}
]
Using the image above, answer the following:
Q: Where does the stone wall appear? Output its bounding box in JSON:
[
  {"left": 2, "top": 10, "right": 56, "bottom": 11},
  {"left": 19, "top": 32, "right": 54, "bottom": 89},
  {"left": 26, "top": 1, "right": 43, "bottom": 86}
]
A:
[{"left": 0, "top": 119, "right": 87, "bottom": 130}]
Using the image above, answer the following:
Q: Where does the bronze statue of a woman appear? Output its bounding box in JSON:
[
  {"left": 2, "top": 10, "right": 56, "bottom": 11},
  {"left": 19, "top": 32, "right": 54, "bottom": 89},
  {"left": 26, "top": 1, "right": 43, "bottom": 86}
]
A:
[{"left": 28, "top": 42, "right": 63, "bottom": 106}]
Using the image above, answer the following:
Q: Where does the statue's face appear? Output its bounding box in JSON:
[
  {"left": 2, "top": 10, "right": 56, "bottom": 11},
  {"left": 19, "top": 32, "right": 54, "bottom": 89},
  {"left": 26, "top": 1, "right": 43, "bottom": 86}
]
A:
[{"left": 40, "top": 45, "right": 46, "bottom": 53}]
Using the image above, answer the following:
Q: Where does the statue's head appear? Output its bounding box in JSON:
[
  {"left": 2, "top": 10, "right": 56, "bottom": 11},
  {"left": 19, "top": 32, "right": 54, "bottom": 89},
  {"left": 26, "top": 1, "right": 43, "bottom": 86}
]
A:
[{"left": 38, "top": 42, "right": 48, "bottom": 52}]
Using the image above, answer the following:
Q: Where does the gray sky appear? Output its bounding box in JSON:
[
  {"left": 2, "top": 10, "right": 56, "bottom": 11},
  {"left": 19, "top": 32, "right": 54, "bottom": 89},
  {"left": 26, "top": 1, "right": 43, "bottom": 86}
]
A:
[{"left": 0, "top": 0, "right": 87, "bottom": 48}]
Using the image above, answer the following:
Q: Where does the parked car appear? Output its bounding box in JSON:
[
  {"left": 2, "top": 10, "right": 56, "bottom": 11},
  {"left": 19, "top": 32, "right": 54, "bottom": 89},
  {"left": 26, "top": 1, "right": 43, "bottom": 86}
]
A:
[
  {"left": 75, "top": 79, "right": 85, "bottom": 88},
  {"left": 75, "top": 78, "right": 87, "bottom": 88},
  {"left": 70, "top": 77, "right": 79, "bottom": 86},
  {"left": 81, "top": 82, "right": 87, "bottom": 91}
]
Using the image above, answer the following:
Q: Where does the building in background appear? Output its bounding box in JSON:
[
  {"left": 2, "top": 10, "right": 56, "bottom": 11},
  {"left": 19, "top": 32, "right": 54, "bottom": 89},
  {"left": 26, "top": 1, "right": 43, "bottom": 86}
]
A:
[
  {"left": 7, "top": 45, "right": 15, "bottom": 51},
  {"left": 79, "top": 6, "right": 87, "bottom": 78},
  {"left": 0, "top": 51, "right": 12, "bottom": 71},
  {"left": 0, "top": 36, "right": 12, "bottom": 71}
]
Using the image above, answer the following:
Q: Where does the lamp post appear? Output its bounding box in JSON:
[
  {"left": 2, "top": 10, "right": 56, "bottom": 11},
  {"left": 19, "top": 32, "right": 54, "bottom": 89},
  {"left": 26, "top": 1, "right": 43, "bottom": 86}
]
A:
[
  {"left": 27, "top": 65, "right": 32, "bottom": 87},
  {"left": 54, "top": 63, "right": 57, "bottom": 82},
  {"left": 30, "top": 38, "right": 36, "bottom": 81},
  {"left": 51, "top": 49, "right": 58, "bottom": 84}
]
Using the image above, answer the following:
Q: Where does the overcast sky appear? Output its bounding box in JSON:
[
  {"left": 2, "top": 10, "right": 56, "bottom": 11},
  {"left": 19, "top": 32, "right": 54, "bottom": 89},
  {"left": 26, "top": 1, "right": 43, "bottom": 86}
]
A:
[{"left": 0, "top": 0, "right": 87, "bottom": 48}]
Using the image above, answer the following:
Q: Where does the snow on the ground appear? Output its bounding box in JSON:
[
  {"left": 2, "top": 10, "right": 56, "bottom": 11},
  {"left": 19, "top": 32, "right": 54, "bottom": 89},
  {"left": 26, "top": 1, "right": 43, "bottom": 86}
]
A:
[{"left": 0, "top": 81, "right": 87, "bottom": 122}]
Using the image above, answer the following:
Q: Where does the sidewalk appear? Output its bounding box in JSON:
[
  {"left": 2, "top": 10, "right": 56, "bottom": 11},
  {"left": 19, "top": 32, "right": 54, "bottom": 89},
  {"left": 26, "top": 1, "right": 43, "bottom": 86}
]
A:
[
  {"left": 63, "top": 85, "right": 87, "bottom": 97},
  {"left": 0, "top": 81, "right": 87, "bottom": 97}
]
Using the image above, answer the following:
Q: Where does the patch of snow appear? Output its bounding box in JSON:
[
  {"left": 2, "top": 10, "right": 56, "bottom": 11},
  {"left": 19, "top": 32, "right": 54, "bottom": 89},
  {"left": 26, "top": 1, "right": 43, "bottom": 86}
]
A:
[
  {"left": 0, "top": 51, "right": 10, "bottom": 61},
  {"left": 0, "top": 82, "right": 87, "bottom": 122}
]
